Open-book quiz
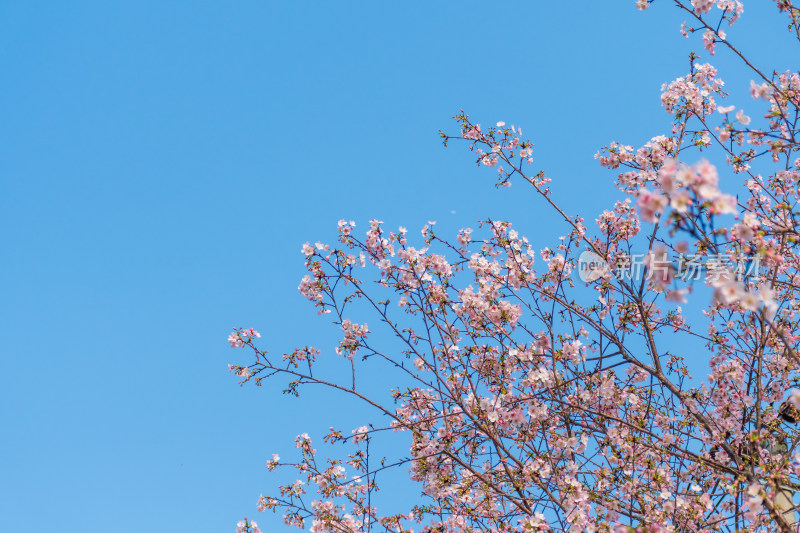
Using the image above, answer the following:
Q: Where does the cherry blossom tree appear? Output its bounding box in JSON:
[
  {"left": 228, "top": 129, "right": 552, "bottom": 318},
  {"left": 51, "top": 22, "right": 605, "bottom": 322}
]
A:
[{"left": 230, "top": 2, "right": 800, "bottom": 531}]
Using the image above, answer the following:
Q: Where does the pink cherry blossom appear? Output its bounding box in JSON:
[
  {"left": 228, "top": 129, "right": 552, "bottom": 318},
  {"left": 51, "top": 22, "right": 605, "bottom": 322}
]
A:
[
  {"left": 736, "top": 109, "right": 751, "bottom": 125},
  {"left": 636, "top": 188, "right": 668, "bottom": 222}
]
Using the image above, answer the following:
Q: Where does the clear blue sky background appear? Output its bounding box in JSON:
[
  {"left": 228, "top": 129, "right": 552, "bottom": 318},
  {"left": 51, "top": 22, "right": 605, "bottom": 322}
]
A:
[{"left": 1, "top": 2, "right": 795, "bottom": 531}]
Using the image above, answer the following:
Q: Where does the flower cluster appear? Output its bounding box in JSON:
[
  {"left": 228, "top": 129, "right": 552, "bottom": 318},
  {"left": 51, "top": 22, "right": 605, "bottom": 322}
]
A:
[
  {"left": 637, "top": 158, "right": 737, "bottom": 224},
  {"left": 235, "top": 518, "right": 261, "bottom": 533},
  {"left": 660, "top": 63, "right": 724, "bottom": 119},
  {"left": 228, "top": 327, "right": 261, "bottom": 348},
  {"left": 335, "top": 319, "right": 369, "bottom": 359}
]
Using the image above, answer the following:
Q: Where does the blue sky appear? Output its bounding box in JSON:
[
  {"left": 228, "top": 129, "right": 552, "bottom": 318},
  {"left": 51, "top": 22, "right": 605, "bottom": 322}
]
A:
[{"left": 1, "top": 2, "right": 796, "bottom": 531}]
